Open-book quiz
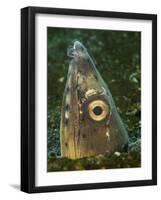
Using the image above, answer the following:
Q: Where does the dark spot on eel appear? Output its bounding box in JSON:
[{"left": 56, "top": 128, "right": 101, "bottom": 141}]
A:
[
  {"left": 64, "top": 118, "right": 69, "bottom": 125},
  {"left": 94, "top": 74, "right": 98, "bottom": 81},
  {"left": 66, "top": 86, "right": 70, "bottom": 93},
  {"left": 82, "top": 134, "right": 86, "bottom": 139},
  {"left": 65, "top": 104, "right": 70, "bottom": 111}
]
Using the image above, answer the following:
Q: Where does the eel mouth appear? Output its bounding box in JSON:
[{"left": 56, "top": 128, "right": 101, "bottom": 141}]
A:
[{"left": 67, "top": 41, "right": 87, "bottom": 58}]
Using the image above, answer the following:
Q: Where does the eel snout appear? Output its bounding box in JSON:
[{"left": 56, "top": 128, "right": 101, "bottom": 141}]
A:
[{"left": 67, "top": 40, "right": 87, "bottom": 59}]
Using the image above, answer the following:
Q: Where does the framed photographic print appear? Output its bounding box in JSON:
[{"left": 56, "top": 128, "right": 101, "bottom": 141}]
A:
[{"left": 21, "top": 6, "right": 157, "bottom": 193}]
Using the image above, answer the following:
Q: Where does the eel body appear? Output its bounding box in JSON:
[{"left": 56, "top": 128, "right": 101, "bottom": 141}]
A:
[{"left": 60, "top": 41, "right": 129, "bottom": 159}]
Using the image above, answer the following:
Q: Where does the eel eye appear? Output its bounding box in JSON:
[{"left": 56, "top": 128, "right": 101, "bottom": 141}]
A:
[{"left": 88, "top": 100, "right": 109, "bottom": 121}]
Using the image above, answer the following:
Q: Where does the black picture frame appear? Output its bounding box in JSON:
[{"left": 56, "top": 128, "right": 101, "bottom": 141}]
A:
[{"left": 21, "top": 6, "right": 157, "bottom": 193}]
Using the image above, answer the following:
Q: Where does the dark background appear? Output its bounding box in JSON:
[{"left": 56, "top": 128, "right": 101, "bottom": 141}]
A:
[{"left": 47, "top": 27, "right": 141, "bottom": 171}]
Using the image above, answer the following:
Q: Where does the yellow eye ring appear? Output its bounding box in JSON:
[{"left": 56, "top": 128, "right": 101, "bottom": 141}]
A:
[{"left": 88, "top": 100, "right": 109, "bottom": 121}]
